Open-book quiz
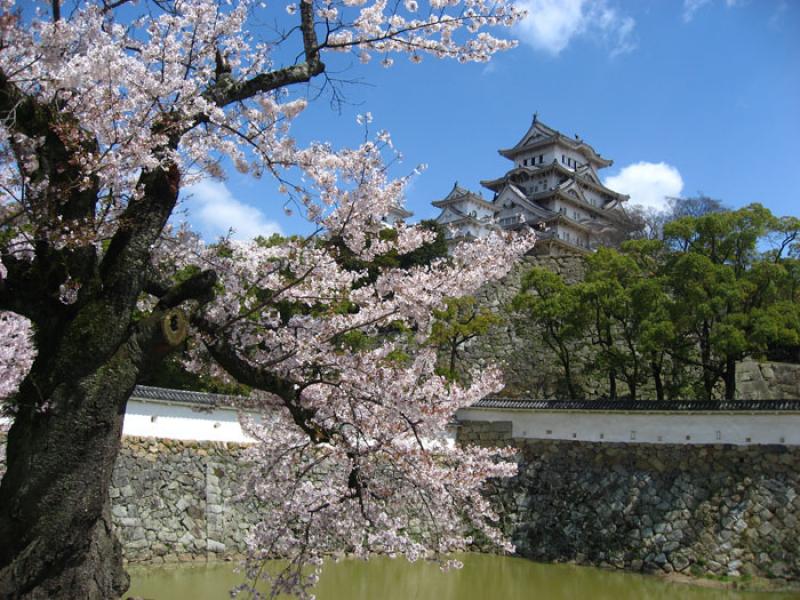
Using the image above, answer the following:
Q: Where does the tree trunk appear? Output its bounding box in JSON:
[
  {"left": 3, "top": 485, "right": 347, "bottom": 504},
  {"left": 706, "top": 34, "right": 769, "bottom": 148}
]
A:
[
  {"left": 723, "top": 356, "right": 737, "bottom": 401},
  {"left": 651, "top": 361, "right": 664, "bottom": 402},
  {"left": 608, "top": 368, "right": 617, "bottom": 401},
  {"left": 449, "top": 340, "right": 458, "bottom": 381},
  {"left": 0, "top": 298, "right": 194, "bottom": 598},
  {"left": 556, "top": 342, "right": 580, "bottom": 400},
  {"left": 0, "top": 323, "right": 157, "bottom": 599},
  {"left": 700, "top": 321, "right": 715, "bottom": 401}
]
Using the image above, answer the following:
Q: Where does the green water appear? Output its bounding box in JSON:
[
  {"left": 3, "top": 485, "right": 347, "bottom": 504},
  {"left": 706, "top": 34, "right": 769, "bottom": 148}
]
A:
[{"left": 127, "top": 554, "right": 799, "bottom": 600}]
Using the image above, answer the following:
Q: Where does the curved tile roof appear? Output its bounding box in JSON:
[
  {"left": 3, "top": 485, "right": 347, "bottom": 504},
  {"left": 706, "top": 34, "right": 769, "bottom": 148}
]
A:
[
  {"left": 472, "top": 397, "right": 800, "bottom": 412},
  {"left": 131, "top": 385, "right": 242, "bottom": 408}
]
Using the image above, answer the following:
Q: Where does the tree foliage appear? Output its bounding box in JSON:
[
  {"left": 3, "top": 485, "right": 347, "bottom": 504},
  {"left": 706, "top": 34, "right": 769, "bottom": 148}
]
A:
[
  {"left": 0, "top": 1, "right": 533, "bottom": 598},
  {"left": 514, "top": 268, "right": 588, "bottom": 399},
  {"left": 430, "top": 295, "right": 501, "bottom": 382},
  {"left": 515, "top": 204, "right": 800, "bottom": 401}
]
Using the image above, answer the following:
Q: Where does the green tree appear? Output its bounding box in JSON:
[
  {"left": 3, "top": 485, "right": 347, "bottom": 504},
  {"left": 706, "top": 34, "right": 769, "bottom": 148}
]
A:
[
  {"left": 514, "top": 268, "right": 588, "bottom": 399},
  {"left": 581, "top": 246, "right": 676, "bottom": 401},
  {"left": 664, "top": 204, "right": 800, "bottom": 399},
  {"left": 430, "top": 296, "right": 501, "bottom": 382}
]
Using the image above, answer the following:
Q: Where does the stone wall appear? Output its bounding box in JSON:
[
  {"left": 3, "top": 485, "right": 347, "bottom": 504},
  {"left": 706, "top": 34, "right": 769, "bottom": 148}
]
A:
[
  {"left": 0, "top": 434, "right": 258, "bottom": 564},
  {"left": 459, "top": 421, "right": 800, "bottom": 580},
  {"left": 3, "top": 428, "right": 799, "bottom": 580},
  {"left": 462, "top": 254, "right": 593, "bottom": 398},
  {"left": 737, "top": 358, "right": 800, "bottom": 400},
  {"left": 110, "top": 436, "right": 259, "bottom": 564}
]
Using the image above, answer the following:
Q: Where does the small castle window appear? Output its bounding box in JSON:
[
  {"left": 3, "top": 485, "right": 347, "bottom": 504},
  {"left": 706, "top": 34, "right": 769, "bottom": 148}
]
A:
[{"left": 539, "top": 154, "right": 544, "bottom": 164}]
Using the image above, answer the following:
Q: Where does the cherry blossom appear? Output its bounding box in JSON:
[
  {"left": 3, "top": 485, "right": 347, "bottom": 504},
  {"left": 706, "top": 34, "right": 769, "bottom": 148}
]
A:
[{"left": 0, "top": 1, "right": 532, "bottom": 597}]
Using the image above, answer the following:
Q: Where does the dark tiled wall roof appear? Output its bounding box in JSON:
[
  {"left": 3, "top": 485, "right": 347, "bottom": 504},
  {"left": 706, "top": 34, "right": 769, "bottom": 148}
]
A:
[
  {"left": 131, "top": 386, "right": 800, "bottom": 413},
  {"left": 131, "top": 385, "right": 241, "bottom": 408},
  {"left": 473, "top": 397, "right": 800, "bottom": 412}
]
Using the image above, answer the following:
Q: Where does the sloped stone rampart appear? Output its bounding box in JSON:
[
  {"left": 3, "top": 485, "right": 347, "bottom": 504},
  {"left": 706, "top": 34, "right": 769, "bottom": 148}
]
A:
[
  {"left": 737, "top": 358, "right": 800, "bottom": 400},
  {"left": 459, "top": 421, "right": 800, "bottom": 580},
  {"left": 462, "top": 254, "right": 591, "bottom": 398}
]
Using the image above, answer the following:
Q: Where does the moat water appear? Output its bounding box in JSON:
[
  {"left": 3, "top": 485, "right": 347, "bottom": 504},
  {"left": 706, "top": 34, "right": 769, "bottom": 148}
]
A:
[{"left": 127, "top": 554, "right": 798, "bottom": 599}]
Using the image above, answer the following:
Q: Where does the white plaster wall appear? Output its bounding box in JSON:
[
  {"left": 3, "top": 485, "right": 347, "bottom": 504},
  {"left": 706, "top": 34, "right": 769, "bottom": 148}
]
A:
[
  {"left": 554, "top": 222, "right": 586, "bottom": 246},
  {"left": 382, "top": 212, "right": 404, "bottom": 226},
  {"left": 456, "top": 408, "right": 800, "bottom": 446},
  {"left": 123, "top": 399, "right": 257, "bottom": 443},
  {"left": 437, "top": 207, "right": 460, "bottom": 224},
  {"left": 581, "top": 188, "right": 600, "bottom": 207}
]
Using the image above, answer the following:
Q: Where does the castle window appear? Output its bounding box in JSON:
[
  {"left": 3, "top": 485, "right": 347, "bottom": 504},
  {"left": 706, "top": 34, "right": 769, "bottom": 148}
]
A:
[
  {"left": 539, "top": 154, "right": 544, "bottom": 164},
  {"left": 561, "top": 154, "right": 565, "bottom": 163}
]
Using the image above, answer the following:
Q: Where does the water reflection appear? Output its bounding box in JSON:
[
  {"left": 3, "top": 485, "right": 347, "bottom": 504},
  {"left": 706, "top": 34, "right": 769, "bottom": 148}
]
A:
[{"left": 127, "top": 554, "right": 797, "bottom": 600}]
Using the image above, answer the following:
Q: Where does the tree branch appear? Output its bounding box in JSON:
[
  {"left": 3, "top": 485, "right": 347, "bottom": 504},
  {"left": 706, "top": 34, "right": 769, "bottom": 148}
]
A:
[
  {"left": 155, "top": 269, "right": 218, "bottom": 310},
  {"left": 204, "top": 0, "right": 324, "bottom": 108},
  {"left": 199, "top": 330, "right": 331, "bottom": 443}
]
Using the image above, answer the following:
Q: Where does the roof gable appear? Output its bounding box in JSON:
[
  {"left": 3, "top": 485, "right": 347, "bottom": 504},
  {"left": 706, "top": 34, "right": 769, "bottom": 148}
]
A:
[
  {"left": 498, "top": 115, "right": 612, "bottom": 168},
  {"left": 432, "top": 181, "right": 496, "bottom": 211}
]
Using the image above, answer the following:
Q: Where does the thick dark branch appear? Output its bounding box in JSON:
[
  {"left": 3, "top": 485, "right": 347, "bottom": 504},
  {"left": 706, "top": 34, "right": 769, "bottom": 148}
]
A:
[
  {"left": 202, "top": 334, "right": 294, "bottom": 400},
  {"left": 0, "top": 70, "right": 42, "bottom": 140},
  {"left": 0, "top": 255, "right": 42, "bottom": 319},
  {"left": 0, "top": 69, "right": 99, "bottom": 223},
  {"left": 101, "top": 161, "right": 180, "bottom": 293},
  {"left": 205, "top": 1, "right": 324, "bottom": 108},
  {"left": 155, "top": 269, "right": 218, "bottom": 310},
  {"left": 199, "top": 330, "right": 330, "bottom": 443},
  {"left": 142, "top": 278, "right": 170, "bottom": 299}
]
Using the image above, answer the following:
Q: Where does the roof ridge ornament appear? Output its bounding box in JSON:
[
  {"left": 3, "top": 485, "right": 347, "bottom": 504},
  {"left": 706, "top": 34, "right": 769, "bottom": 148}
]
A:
[{"left": 532, "top": 111, "right": 538, "bottom": 124}]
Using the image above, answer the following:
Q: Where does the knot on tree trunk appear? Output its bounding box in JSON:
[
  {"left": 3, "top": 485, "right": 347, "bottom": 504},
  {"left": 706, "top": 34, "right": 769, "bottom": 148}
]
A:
[{"left": 160, "top": 307, "right": 188, "bottom": 347}]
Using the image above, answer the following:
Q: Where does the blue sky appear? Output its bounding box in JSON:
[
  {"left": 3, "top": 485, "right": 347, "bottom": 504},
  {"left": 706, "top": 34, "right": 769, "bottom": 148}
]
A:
[{"left": 182, "top": 0, "right": 800, "bottom": 240}]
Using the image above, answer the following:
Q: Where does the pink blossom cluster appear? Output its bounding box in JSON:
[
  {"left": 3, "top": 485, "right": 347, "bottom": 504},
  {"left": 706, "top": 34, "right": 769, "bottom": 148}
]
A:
[
  {"left": 0, "top": 311, "right": 34, "bottom": 403},
  {"left": 0, "top": 1, "right": 534, "bottom": 596},
  {"left": 179, "top": 133, "right": 534, "bottom": 597},
  {"left": 0, "top": 0, "right": 521, "bottom": 248}
]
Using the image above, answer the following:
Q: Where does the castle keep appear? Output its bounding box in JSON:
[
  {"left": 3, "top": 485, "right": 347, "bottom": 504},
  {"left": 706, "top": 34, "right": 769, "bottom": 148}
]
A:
[{"left": 433, "top": 115, "right": 630, "bottom": 254}]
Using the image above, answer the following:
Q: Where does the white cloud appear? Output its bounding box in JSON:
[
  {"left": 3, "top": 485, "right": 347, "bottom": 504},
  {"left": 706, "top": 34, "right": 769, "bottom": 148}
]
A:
[
  {"left": 682, "top": 0, "right": 712, "bottom": 22},
  {"left": 603, "top": 162, "right": 684, "bottom": 212},
  {"left": 181, "top": 179, "right": 282, "bottom": 241},
  {"left": 515, "top": 0, "right": 636, "bottom": 56},
  {"left": 683, "top": 0, "right": 741, "bottom": 22}
]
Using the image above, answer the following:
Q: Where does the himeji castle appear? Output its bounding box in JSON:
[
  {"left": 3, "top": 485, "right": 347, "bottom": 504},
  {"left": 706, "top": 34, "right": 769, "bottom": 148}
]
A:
[{"left": 433, "top": 114, "right": 631, "bottom": 254}]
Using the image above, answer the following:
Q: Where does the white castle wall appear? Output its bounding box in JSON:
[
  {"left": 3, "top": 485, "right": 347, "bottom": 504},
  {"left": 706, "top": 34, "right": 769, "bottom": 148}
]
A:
[
  {"left": 122, "top": 398, "right": 254, "bottom": 443},
  {"left": 456, "top": 407, "right": 800, "bottom": 446}
]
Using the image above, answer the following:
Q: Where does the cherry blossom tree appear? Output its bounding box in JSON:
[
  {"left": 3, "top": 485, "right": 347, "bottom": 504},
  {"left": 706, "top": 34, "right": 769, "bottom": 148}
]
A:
[{"left": 0, "top": 1, "right": 531, "bottom": 598}]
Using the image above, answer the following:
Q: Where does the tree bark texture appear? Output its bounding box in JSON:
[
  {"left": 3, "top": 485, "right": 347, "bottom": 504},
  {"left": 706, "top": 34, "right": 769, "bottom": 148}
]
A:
[
  {"left": 0, "top": 305, "right": 199, "bottom": 598},
  {"left": 0, "top": 159, "right": 186, "bottom": 597},
  {"left": 0, "top": 341, "right": 138, "bottom": 598}
]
